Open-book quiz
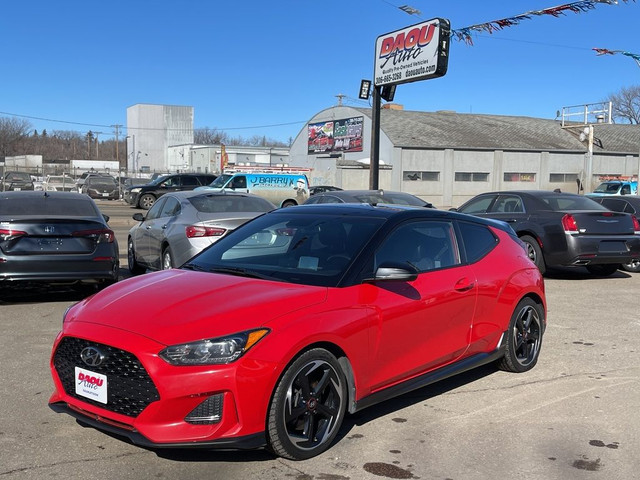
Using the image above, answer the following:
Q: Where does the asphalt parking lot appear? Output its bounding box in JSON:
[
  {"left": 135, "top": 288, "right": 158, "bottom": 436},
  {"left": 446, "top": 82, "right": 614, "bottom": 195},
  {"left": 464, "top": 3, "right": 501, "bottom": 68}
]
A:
[{"left": 1, "top": 199, "right": 639, "bottom": 480}]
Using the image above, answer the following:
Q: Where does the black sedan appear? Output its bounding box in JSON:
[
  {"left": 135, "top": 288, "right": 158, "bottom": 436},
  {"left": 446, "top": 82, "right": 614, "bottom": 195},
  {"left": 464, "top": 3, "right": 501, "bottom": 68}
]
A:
[
  {"left": 304, "top": 189, "right": 434, "bottom": 208},
  {"left": 0, "top": 191, "right": 119, "bottom": 293},
  {"left": 453, "top": 190, "right": 640, "bottom": 276},
  {"left": 588, "top": 194, "right": 640, "bottom": 273}
]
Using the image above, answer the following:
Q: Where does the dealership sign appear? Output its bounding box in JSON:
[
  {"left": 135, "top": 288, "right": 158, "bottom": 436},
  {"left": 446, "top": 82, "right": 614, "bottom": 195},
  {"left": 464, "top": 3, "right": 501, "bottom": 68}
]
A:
[{"left": 374, "top": 18, "right": 450, "bottom": 87}]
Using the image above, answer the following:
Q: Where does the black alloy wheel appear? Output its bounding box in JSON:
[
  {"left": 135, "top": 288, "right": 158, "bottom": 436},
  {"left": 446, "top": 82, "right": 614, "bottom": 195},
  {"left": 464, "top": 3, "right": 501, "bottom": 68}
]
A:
[
  {"left": 267, "top": 349, "right": 347, "bottom": 460},
  {"left": 499, "top": 297, "right": 544, "bottom": 373}
]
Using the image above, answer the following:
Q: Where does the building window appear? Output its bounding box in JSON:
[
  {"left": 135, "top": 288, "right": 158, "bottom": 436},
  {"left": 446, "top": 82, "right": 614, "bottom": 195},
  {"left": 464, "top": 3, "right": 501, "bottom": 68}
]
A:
[
  {"left": 455, "top": 172, "right": 489, "bottom": 182},
  {"left": 550, "top": 173, "right": 579, "bottom": 183},
  {"left": 403, "top": 171, "right": 440, "bottom": 181},
  {"left": 504, "top": 173, "right": 536, "bottom": 182}
]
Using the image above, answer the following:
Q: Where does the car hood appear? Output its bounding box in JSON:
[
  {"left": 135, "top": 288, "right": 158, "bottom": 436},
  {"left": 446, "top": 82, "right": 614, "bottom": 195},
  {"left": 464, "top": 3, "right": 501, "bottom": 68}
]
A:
[{"left": 66, "top": 269, "right": 327, "bottom": 345}]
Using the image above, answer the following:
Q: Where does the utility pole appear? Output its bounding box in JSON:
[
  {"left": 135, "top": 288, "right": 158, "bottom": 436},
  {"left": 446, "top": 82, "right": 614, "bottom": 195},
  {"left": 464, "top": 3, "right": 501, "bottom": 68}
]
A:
[{"left": 112, "top": 124, "right": 122, "bottom": 165}]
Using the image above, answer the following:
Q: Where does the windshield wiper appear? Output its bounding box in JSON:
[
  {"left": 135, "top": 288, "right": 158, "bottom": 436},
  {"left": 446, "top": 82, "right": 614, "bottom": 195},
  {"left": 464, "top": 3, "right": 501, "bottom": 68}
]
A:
[
  {"left": 208, "top": 266, "right": 271, "bottom": 280},
  {"left": 181, "top": 263, "right": 206, "bottom": 271}
]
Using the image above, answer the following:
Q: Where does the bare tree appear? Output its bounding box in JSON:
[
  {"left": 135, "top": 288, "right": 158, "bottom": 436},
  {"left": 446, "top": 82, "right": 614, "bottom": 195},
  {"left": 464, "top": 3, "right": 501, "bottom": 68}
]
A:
[
  {"left": 0, "top": 117, "right": 32, "bottom": 156},
  {"left": 608, "top": 85, "right": 640, "bottom": 124}
]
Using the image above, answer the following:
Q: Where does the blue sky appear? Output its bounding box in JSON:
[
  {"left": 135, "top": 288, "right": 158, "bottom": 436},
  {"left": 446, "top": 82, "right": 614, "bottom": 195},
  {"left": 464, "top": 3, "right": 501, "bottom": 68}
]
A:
[{"left": 1, "top": 0, "right": 638, "bottom": 144}]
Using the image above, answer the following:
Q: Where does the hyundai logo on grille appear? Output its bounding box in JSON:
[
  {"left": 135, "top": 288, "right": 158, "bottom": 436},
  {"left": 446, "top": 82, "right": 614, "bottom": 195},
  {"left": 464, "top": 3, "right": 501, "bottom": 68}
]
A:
[
  {"left": 80, "top": 347, "right": 105, "bottom": 367},
  {"left": 44, "top": 226, "right": 55, "bottom": 233}
]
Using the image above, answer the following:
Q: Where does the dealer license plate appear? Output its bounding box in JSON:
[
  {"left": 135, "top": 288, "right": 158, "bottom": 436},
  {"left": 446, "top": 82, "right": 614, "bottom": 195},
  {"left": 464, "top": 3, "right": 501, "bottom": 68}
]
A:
[
  {"left": 74, "top": 366, "right": 108, "bottom": 404},
  {"left": 102, "top": 193, "right": 109, "bottom": 197}
]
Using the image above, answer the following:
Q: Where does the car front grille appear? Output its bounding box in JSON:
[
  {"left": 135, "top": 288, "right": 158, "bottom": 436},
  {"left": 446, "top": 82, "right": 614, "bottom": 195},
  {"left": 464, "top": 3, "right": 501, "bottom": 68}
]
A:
[{"left": 53, "top": 337, "right": 160, "bottom": 417}]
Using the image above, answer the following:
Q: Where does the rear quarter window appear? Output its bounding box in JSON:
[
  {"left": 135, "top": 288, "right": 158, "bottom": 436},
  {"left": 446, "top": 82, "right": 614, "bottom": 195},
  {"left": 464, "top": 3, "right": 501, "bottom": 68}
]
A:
[{"left": 458, "top": 221, "right": 498, "bottom": 263}]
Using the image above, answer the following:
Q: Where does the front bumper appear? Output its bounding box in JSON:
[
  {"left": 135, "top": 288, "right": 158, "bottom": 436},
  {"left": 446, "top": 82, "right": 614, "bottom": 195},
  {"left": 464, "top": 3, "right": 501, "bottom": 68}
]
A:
[{"left": 49, "top": 322, "right": 278, "bottom": 448}]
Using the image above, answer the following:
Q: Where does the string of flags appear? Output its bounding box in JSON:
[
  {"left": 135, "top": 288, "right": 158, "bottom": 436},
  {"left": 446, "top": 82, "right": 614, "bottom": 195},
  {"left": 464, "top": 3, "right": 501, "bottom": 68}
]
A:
[
  {"left": 450, "top": 0, "right": 636, "bottom": 45},
  {"left": 593, "top": 48, "right": 640, "bottom": 67}
]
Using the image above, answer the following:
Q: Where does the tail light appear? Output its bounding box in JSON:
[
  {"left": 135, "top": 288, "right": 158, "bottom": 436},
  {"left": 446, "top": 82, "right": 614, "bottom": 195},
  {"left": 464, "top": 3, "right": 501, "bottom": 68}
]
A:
[
  {"left": 72, "top": 229, "right": 115, "bottom": 243},
  {"left": 561, "top": 214, "right": 579, "bottom": 234},
  {"left": 633, "top": 216, "right": 640, "bottom": 235},
  {"left": 0, "top": 228, "right": 27, "bottom": 240},
  {"left": 186, "top": 226, "right": 227, "bottom": 238}
]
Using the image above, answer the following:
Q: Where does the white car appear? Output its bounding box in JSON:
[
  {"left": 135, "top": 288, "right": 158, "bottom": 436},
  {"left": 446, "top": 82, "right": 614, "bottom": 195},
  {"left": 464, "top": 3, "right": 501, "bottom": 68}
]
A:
[{"left": 43, "top": 175, "right": 78, "bottom": 192}]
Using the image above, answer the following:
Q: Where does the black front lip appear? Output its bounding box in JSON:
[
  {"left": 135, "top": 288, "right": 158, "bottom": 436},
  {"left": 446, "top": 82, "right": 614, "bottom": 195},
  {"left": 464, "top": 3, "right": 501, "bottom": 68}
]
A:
[{"left": 49, "top": 401, "right": 267, "bottom": 451}]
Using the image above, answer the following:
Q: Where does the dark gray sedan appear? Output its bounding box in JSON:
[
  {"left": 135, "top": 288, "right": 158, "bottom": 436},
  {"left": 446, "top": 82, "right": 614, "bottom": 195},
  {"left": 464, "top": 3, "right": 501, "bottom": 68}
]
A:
[
  {"left": 454, "top": 190, "right": 640, "bottom": 276},
  {"left": 127, "top": 190, "right": 275, "bottom": 273},
  {"left": 0, "top": 191, "right": 119, "bottom": 292}
]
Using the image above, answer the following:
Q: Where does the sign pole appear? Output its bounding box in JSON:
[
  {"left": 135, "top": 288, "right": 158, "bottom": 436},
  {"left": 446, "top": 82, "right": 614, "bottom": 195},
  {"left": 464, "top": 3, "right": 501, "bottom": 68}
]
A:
[{"left": 369, "top": 85, "right": 381, "bottom": 190}]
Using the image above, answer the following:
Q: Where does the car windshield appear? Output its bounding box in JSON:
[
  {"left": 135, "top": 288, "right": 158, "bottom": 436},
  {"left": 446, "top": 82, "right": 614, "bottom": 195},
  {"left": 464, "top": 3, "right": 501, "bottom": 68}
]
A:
[
  {"left": 0, "top": 196, "right": 97, "bottom": 216},
  {"left": 539, "top": 195, "right": 608, "bottom": 211},
  {"left": 183, "top": 211, "right": 385, "bottom": 287},
  {"left": 207, "top": 174, "right": 233, "bottom": 187},
  {"left": 188, "top": 194, "right": 274, "bottom": 213},
  {"left": 47, "top": 176, "right": 74, "bottom": 184},
  {"left": 5, "top": 173, "right": 31, "bottom": 181},
  {"left": 594, "top": 182, "right": 622, "bottom": 194},
  {"left": 88, "top": 178, "right": 117, "bottom": 187}
]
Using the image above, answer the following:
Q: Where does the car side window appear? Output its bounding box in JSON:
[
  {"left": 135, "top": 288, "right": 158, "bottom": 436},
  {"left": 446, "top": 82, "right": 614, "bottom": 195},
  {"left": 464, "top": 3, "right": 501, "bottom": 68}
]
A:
[
  {"left": 161, "top": 177, "right": 179, "bottom": 188},
  {"left": 459, "top": 196, "right": 494, "bottom": 214},
  {"left": 231, "top": 176, "right": 247, "bottom": 189},
  {"left": 160, "top": 197, "right": 180, "bottom": 218},
  {"left": 621, "top": 185, "right": 631, "bottom": 195},
  {"left": 458, "top": 221, "right": 498, "bottom": 263},
  {"left": 375, "top": 221, "right": 460, "bottom": 273},
  {"left": 493, "top": 195, "right": 524, "bottom": 213},
  {"left": 145, "top": 198, "right": 167, "bottom": 220},
  {"left": 181, "top": 176, "right": 198, "bottom": 187}
]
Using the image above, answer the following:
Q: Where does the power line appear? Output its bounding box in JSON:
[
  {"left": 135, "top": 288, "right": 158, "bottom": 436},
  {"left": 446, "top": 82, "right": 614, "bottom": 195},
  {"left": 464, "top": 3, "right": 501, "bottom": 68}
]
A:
[{"left": 0, "top": 110, "right": 307, "bottom": 135}]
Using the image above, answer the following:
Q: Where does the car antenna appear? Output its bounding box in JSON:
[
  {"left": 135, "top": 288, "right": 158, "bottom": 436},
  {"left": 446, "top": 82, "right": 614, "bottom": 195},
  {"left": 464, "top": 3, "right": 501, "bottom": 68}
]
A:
[{"left": 43, "top": 191, "right": 50, "bottom": 197}]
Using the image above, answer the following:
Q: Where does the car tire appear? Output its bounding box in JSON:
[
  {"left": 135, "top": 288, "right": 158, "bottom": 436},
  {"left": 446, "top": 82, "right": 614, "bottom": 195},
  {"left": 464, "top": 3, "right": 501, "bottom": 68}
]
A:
[
  {"left": 520, "top": 235, "right": 546, "bottom": 275},
  {"left": 498, "top": 297, "right": 544, "bottom": 373},
  {"left": 138, "top": 193, "right": 156, "bottom": 210},
  {"left": 586, "top": 264, "right": 620, "bottom": 276},
  {"left": 267, "top": 348, "right": 347, "bottom": 460},
  {"left": 621, "top": 259, "right": 640, "bottom": 273},
  {"left": 127, "top": 237, "right": 145, "bottom": 275},
  {"left": 281, "top": 200, "right": 297, "bottom": 208},
  {"left": 161, "top": 246, "right": 174, "bottom": 270}
]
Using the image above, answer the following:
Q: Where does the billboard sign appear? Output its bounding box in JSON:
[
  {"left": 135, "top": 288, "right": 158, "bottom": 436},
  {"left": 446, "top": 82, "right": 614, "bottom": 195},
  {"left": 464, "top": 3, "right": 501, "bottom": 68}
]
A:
[
  {"left": 374, "top": 18, "right": 450, "bottom": 87},
  {"left": 308, "top": 116, "right": 364, "bottom": 154}
]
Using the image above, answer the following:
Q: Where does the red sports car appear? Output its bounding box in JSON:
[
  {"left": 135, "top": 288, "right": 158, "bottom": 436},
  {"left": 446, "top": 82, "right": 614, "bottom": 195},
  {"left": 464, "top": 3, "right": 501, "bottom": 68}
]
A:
[{"left": 49, "top": 203, "right": 546, "bottom": 460}]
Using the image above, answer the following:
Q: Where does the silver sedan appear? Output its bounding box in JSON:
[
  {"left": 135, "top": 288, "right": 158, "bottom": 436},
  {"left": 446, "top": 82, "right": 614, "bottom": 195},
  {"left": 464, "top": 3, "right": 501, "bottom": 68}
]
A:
[{"left": 127, "top": 190, "right": 275, "bottom": 273}]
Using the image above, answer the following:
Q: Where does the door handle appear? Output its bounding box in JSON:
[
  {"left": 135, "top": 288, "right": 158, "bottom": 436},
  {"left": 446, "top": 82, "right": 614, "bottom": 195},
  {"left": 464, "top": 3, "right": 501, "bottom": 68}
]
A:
[{"left": 454, "top": 278, "right": 475, "bottom": 292}]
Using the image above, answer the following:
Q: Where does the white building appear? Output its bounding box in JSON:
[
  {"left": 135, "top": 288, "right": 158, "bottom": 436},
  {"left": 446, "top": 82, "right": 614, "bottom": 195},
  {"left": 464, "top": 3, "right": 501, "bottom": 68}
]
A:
[{"left": 126, "top": 104, "right": 194, "bottom": 173}]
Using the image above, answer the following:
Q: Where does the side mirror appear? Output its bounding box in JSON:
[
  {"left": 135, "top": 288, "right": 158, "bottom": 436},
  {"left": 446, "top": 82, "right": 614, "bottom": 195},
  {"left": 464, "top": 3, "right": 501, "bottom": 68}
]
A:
[
  {"left": 102, "top": 214, "right": 110, "bottom": 223},
  {"left": 365, "top": 262, "right": 419, "bottom": 283},
  {"left": 448, "top": 207, "right": 458, "bottom": 212},
  {"left": 133, "top": 213, "right": 145, "bottom": 222}
]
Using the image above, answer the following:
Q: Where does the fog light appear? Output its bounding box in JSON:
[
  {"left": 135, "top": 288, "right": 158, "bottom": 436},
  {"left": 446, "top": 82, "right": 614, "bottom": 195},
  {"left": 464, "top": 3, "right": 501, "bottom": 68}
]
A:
[{"left": 185, "top": 393, "right": 223, "bottom": 425}]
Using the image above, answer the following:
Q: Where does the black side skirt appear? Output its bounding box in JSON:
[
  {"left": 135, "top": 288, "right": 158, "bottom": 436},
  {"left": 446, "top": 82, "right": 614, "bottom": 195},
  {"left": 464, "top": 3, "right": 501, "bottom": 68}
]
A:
[{"left": 353, "top": 347, "right": 505, "bottom": 413}]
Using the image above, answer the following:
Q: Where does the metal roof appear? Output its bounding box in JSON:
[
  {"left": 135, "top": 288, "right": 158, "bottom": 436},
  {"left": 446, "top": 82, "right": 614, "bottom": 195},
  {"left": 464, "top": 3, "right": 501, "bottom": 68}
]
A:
[{"left": 351, "top": 108, "right": 640, "bottom": 153}]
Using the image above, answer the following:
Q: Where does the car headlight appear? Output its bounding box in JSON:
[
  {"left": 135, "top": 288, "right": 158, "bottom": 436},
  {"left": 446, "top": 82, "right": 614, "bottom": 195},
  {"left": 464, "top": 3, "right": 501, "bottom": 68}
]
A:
[
  {"left": 130, "top": 188, "right": 141, "bottom": 194},
  {"left": 159, "top": 329, "right": 269, "bottom": 365}
]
